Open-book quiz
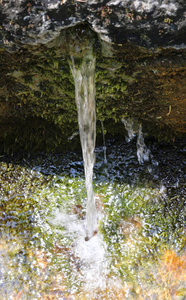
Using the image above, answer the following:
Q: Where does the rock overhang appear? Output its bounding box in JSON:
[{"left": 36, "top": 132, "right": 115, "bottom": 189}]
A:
[{"left": 0, "top": 0, "right": 186, "bottom": 50}]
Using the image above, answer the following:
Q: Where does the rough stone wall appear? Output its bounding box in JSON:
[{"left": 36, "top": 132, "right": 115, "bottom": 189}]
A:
[{"left": 0, "top": 0, "right": 186, "bottom": 49}]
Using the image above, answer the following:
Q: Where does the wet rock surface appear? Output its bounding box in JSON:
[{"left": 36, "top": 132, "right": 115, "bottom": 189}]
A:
[{"left": 0, "top": 0, "right": 186, "bottom": 49}]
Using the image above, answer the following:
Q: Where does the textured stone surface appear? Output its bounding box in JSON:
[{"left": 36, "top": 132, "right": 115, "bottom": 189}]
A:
[{"left": 0, "top": 0, "right": 186, "bottom": 49}]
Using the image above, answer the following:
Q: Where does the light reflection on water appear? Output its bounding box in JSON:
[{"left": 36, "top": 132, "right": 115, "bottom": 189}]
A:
[{"left": 0, "top": 139, "right": 185, "bottom": 299}]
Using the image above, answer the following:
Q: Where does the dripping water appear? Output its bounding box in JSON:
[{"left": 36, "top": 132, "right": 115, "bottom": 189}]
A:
[
  {"left": 136, "top": 123, "right": 151, "bottom": 164},
  {"left": 69, "top": 50, "right": 97, "bottom": 240},
  {"left": 122, "top": 118, "right": 150, "bottom": 164},
  {"left": 121, "top": 117, "right": 136, "bottom": 142},
  {"left": 101, "top": 120, "right": 107, "bottom": 164}
]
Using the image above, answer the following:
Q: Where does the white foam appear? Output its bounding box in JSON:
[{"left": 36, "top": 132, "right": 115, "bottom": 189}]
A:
[{"left": 51, "top": 210, "right": 110, "bottom": 295}]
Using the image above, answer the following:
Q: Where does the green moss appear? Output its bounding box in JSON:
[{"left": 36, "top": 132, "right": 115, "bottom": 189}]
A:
[{"left": 0, "top": 25, "right": 185, "bottom": 153}]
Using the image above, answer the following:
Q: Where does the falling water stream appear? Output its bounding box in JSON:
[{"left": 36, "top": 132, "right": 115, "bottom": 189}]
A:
[
  {"left": 69, "top": 49, "right": 97, "bottom": 240},
  {"left": 0, "top": 30, "right": 185, "bottom": 300}
]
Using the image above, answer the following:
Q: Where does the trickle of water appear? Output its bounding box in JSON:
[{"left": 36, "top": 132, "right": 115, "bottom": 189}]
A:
[
  {"left": 137, "top": 123, "right": 150, "bottom": 164},
  {"left": 69, "top": 50, "right": 97, "bottom": 240},
  {"left": 121, "top": 118, "right": 150, "bottom": 164},
  {"left": 121, "top": 117, "right": 136, "bottom": 142},
  {"left": 101, "top": 120, "right": 107, "bottom": 164}
]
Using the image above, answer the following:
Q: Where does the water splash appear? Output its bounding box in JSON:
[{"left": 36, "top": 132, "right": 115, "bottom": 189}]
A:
[
  {"left": 69, "top": 50, "right": 97, "bottom": 240},
  {"left": 68, "top": 130, "right": 79, "bottom": 140},
  {"left": 122, "top": 118, "right": 150, "bottom": 164},
  {"left": 51, "top": 209, "right": 120, "bottom": 299}
]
